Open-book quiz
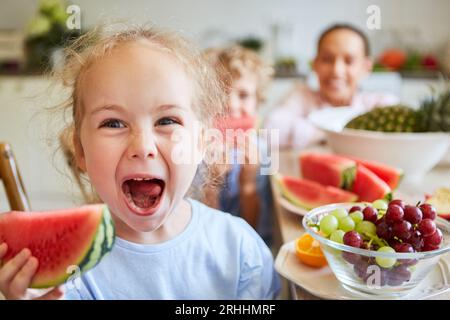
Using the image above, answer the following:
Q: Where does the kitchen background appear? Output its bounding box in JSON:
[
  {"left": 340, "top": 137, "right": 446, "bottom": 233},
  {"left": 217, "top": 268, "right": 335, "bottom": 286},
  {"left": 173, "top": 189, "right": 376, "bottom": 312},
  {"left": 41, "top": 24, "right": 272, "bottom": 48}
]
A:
[{"left": 0, "top": 0, "right": 449, "bottom": 211}]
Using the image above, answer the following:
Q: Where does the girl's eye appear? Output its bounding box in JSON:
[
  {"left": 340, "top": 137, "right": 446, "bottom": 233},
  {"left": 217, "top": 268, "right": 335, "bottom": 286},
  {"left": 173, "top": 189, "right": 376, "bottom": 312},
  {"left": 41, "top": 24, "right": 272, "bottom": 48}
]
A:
[
  {"left": 156, "top": 117, "right": 179, "bottom": 126},
  {"left": 100, "top": 119, "right": 125, "bottom": 129},
  {"left": 239, "top": 91, "right": 249, "bottom": 100},
  {"left": 345, "top": 57, "right": 355, "bottom": 65}
]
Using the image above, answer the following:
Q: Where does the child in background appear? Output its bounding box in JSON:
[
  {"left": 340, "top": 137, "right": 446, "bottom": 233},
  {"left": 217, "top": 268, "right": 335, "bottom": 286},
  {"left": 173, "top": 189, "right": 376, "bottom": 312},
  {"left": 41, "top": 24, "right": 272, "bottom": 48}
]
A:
[
  {"left": 0, "top": 25, "right": 280, "bottom": 300},
  {"left": 202, "top": 46, "right": 275, "bottom": 245},
  {"left": 264, "top": 23, "right": 399, "bottom": 149}
]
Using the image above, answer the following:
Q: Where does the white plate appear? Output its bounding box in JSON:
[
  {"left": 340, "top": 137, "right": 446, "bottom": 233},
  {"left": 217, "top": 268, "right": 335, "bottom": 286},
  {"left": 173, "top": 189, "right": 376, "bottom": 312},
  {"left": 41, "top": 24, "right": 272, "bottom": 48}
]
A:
[
  {"left": 275, "top": 241, "right": 450, "bottom": 300},
  {"left": 278, "top": 197, "right": 309, "bottom": 216}
]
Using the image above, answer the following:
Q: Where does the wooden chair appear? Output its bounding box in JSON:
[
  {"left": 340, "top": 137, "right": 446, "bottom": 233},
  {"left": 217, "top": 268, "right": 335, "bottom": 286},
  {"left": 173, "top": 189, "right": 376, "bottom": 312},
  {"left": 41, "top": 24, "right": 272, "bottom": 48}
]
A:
[{"left": 0, "top": 142, "right": 31, "bottom": 211}]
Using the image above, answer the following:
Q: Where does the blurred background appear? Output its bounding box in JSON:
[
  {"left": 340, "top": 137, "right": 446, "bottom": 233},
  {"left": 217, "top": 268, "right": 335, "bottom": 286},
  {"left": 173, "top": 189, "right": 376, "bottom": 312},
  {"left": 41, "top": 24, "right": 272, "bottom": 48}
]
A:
[{"left": 0, "top": 0, "right": 449, "bottom": 211}]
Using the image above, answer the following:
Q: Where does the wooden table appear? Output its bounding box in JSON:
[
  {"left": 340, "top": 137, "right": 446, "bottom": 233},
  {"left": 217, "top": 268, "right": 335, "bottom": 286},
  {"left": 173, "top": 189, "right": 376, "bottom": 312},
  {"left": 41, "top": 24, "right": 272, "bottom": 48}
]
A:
[{"left": 270, "top": 148, "right": 450, "bottom": 300}]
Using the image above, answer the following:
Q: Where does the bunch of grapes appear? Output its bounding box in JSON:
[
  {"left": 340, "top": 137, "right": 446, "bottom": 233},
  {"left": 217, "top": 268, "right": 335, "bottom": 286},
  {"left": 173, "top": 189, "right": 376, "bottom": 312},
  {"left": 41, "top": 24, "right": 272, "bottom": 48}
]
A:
[
  {"left": 376, "top": 200, "right": 442, "bottom": 252},
  {"left": 315, "top": 199, "right": 443, "bottom": 287}
]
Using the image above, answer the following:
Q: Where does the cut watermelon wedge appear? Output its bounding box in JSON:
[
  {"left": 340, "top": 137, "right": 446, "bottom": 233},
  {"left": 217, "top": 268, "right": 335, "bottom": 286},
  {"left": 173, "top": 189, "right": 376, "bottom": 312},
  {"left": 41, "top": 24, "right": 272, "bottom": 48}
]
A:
[
  {"left": 345, "top": 156, "right": 403, "bottom": 190},
  {"left": 300, "top": 152, "right": 356, "bottom": 190},
  {"left": 276, "top": 174, "right": 358, "bottom": 210},
  {"left": 0, "top": 204, "right": 115, "bottom": 288},
  {"left": 351, "top": 165, "right": 393, "bottom": 202}
]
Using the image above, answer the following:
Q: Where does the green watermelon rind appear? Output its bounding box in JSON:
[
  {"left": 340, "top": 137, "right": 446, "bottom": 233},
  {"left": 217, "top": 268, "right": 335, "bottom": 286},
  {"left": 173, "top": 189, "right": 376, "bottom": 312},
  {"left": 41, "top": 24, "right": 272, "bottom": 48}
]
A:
[
  {"left": 276, "top": 175, "right": 315, "bottom": 210},
  {"left": 78, "top": 206, "right": 115, "bottom": 273},
  {"left": 30, "top": 205, "right": 114, "bottom": 289},
  {"left": 300, "top": 153, "right": 357, "bottom": 189},
  {"left": 342, "top": 166, "right": 357, "bottom": 190}
]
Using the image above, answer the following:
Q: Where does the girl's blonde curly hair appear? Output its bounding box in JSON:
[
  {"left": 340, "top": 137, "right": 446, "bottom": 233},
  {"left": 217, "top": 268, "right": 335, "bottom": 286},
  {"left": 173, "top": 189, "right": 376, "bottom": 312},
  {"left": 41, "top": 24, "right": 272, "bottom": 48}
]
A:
[{"left": 203, "top": 45, "right": 274, "bottom": 103}]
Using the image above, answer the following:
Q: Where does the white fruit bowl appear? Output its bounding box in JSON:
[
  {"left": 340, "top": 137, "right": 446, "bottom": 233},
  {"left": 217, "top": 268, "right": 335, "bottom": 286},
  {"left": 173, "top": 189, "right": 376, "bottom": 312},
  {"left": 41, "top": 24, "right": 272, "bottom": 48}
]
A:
[{"left": 308, "top": 107, "right": 450, "bottom": 181}]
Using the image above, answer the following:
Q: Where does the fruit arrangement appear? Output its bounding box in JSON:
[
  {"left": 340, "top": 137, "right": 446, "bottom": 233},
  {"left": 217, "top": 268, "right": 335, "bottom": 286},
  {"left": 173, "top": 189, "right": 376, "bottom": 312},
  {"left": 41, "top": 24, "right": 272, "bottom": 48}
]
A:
[
  {"left": 345, "top": 88, "right": 450, "bottom": 133},
  {"left": 277, "top": 152, "right": 402, "bottom": 211},
  {"left": 0, "top": 204, "right": 115, "bottom": 288},
  {"left": 309, "top": 199, "right": 444, "bottom": 286}
]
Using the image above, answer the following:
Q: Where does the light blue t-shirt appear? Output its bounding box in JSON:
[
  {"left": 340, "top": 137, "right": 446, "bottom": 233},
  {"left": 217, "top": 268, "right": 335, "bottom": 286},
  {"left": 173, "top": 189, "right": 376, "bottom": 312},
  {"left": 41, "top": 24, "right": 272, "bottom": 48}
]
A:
[{"left": 64, "top": 198, "right": 280, "bottom": 300}]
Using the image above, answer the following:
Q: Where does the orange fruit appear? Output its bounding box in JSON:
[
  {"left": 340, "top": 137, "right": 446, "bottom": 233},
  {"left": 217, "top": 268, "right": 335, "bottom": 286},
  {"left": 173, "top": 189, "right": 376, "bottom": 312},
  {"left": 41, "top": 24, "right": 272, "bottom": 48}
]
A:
[{"left": 295, "top": 233, "right": 328, "bottom": 268}]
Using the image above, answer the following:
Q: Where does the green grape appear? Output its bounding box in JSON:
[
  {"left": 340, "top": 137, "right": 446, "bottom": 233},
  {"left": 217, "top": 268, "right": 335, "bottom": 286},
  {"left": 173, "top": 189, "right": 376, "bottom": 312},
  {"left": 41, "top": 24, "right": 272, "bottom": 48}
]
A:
[
  {"left": 330, "top": 230, "right": 345, "bottom": 244},
  {"left": 319, "top": 215, "right": 339, "bottom": 236},
  {"left": 330, "top": 208, "right": 348, "bottom": 219},
  {"left": 338, "top": 216, "right": 355, "bottom": 232},
  {"left": 349, "top": 210, "right": 364, "bottom": 224},
  {"left": 356, "top": 221, "right": 377, "bottom": 237},
  {"left": 372, "top": 199, "right": 388, "bottom": 211},
  {"left": 375, "top": 246, "right": 397, "bottom": 268}
]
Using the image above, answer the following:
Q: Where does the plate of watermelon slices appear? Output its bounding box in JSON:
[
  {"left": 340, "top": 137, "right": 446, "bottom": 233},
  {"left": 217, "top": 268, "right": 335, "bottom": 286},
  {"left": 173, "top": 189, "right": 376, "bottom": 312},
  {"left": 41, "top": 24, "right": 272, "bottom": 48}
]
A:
[{"left": 273, "top": 152, "right": 406, "bottom": 216}]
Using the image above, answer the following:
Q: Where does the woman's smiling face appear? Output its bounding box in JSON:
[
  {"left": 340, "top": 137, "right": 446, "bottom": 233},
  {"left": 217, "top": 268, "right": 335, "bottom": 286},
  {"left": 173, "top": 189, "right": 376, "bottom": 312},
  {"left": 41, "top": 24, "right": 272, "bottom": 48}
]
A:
[
  {"left": 313, "top": 28, "right": 372, "bottom": 106},
  {"left": 74, "top": 41, "right": 202, "bottom": 237}
]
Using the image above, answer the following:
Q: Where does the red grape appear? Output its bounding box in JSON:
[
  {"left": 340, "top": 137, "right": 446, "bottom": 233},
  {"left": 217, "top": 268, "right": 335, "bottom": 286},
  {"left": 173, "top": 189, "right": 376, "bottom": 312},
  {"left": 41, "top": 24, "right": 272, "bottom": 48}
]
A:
[
  {"left": 343, "top": 231, "right": 363, "bottom": 248},
  {"left": 385, "top": 205, "right": 404, "bottom": 225},
  {"left": 417, "top": 219, "right": 436, "bottom": 237},
  {"left": 349, "top": 206, "right": 362, "bottom": 213},
  {"left": 353, "top": 259, "right": 370, "bottom": 279},
  {"left": 408, "top": 230, "right": 424, "bottom": 251},
  {"left": 419, "top": 203, "right": 437, "bottom": 220},
  {"left": 403, "top": 205, "right": 422, "bottom": 225},
  {"left": 392, "top": 221, "right": 412, "bottom": 241},
  {"left": 375, "top": 216, "right": 385, "bottom": 226},
  {"left": 363, "top": 206, "right": 378, "bottom": 223},
  {"left": 389, "top": 199, "right": 406, "bottom": 210},
  {"left": 393, "top": 242, "right": 414, "bottom": 253},
  {"left": 376, "top": 221, "right": 392, "bottom": 240},
  {"left": 387, "top": 265, "right": 411, "bottom": 286},
  {"left": 424, "top": 228, "right": 443, "bottom": 247},
  {"left": 388, "top": 238, "right": 402, "bottom": 248},
  {"left": 342, "top": 251, "right": 362, "bottom": 264},
  {"left": 393, "top": 243, "right": 415, "bottom": 265}
]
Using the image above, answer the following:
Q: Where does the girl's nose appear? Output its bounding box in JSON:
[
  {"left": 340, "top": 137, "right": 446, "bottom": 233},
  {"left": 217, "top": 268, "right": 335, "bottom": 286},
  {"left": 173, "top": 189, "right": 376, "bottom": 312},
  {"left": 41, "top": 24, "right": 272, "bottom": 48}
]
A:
[{"left": 127, "top": 130, "right": 158, "bottom": 160}]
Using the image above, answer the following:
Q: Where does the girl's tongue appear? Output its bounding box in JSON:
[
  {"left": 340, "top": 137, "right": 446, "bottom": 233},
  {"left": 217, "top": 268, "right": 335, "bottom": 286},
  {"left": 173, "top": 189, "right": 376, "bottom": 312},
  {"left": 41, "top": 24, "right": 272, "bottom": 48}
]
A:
[{"left": 123, "top": 179, "right": 163, "bottom": 209}]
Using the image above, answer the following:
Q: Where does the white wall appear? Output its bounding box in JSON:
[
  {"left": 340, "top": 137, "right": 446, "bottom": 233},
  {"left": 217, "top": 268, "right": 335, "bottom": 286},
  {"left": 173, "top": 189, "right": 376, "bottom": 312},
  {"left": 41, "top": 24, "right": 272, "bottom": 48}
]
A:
[{"left": 1, "top": 0, "right": 450, "bottom": 70}]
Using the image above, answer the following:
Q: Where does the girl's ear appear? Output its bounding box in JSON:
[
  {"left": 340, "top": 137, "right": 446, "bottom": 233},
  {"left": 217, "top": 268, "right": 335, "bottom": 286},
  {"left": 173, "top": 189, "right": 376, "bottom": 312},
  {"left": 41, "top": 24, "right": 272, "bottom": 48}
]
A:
[{"left": 73, "top": 133, "right": 87, "bottom": 172}]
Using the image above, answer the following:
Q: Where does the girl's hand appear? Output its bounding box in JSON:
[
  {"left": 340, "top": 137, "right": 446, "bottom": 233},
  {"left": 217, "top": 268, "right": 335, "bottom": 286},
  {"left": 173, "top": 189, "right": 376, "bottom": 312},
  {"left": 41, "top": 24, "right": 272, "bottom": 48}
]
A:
[{"left": 0, "top": 243, "right": 64, "bottom": 300}]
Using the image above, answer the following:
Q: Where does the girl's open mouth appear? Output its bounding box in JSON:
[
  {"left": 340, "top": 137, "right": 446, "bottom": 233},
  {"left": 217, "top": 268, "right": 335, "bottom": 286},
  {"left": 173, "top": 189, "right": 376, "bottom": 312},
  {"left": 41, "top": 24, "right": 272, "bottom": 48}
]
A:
[{"left": 122, "top": 177, "right": 165, "bottom": 216}]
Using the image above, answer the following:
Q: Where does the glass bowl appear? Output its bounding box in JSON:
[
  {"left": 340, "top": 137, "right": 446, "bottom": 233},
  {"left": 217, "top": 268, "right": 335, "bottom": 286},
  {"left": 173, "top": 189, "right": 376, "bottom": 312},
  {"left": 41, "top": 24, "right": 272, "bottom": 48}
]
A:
[{"left": 303, "top": 203, "right": 450, "bottom": 299}]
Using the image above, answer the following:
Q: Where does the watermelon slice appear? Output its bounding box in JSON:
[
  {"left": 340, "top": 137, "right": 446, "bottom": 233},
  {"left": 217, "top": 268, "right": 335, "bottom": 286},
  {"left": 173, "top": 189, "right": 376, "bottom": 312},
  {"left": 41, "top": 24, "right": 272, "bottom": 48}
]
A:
[
  {"left": 351, "top": 165, "right": 392, "bottom": 202},
  {"left": 345, "top": 156, "right": 403, "bottom": 190},
  {"left": 300, "top": 152, "right": 356, "bottom": 189},
  {"left": 0, "top": 204, "right": 115, "bottom": 288},
  {"left": 214, "top": 115, "right": 256, "bottom": 134},
  {"left": 276, "top": 174, "right": 358, "bottom": 210}
]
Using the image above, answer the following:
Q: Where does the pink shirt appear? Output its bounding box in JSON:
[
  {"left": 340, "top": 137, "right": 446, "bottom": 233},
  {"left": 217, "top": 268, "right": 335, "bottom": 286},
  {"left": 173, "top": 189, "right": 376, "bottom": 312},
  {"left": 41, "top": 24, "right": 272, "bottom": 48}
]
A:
[{"left": 263, "top": 82, "right": 399, "bottom": 149}]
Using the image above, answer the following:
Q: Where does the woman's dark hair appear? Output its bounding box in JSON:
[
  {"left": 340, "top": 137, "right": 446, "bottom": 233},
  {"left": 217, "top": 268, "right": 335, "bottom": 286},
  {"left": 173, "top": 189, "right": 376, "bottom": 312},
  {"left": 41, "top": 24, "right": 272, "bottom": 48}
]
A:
[{"left": 317, "top": 23, "right": 370, "bottom": 56}]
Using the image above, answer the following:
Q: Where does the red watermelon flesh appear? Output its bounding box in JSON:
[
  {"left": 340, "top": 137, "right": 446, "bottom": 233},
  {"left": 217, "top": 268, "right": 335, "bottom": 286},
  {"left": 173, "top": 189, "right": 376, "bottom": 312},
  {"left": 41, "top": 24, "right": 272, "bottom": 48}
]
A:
[
  {"left": 345, "top": 155, "right": 403, "bottom": 190},
  {"left": 351, "top": 165, "right": 392, "bottom": 202},
  {"left": 277, "top": 175, "right": 358, "bottom": 210},
  {"left": 0, "top": 204, "right": 114, "bottom": 288},
  {"left": 300, "top": 152, "right": 356, "bottom": 190},
  {"left": 214, "top": 115, "right": 256, "bottom": 134}
]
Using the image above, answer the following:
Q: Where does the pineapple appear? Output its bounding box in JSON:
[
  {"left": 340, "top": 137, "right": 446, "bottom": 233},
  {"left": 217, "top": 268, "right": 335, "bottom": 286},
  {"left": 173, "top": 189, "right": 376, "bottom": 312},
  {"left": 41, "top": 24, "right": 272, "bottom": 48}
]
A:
[{"left": 345, "top": 88, "right": 450, "bottom": 133}]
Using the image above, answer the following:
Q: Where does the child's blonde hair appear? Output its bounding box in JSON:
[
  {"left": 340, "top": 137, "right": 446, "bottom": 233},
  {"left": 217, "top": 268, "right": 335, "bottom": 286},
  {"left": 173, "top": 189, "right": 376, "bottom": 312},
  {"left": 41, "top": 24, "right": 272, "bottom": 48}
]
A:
[
  {"left": 203, "top": 45, "right": 273, "bottom": 103},
  {"left": 54, "top": 23, "right": 227, "bottom": 203}
]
